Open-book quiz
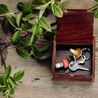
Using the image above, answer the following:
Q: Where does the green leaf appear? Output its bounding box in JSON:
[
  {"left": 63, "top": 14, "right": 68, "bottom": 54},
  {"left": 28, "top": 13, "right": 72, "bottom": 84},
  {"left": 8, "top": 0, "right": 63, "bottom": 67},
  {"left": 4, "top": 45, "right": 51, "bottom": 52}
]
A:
[
  {"left": 39, "top": 8, "right": 46, "bottom": 19},
  {"left": 13, "top": 70, "right": 25, "bottom": 81},
  {"left": 37, "top": 44, "right": 49, "bottom": 52},
  {"left": 32, "top": 46, "right": 50, "bottom": 60},
  {"left": 5, "top": 88, "right": 14, "bottom": 98},
  {"left": 16, "top": 12, "right": 23, "bottom": 27},
  {"left": 9, "top": 77, "right": 16, "bottom": 88},
  {"left": 18, "top": 39, "right": 31, "bottom": 46},
  {"left": 36, "top": 2, "right": 50, "bottom": 10},
  {"left": 5, "top": 65, "right": 11, "bottom": 80},
  {"left": 36, "top": 2, "right": 50, "bottom": 19},
  {"left": 30, "top": 24, "right": 41, "bottom": 44},
  {"left": 93, "top": 8, "right": 98, "bottom": 18},
  {"left": 22, "top": 22, "right": 32, "bottom": 31},
  {"left": 32, "top": 45, "right": 42, "bottom": 57},
  {"left": 31, "top": 34, "right": 38, "bottom": 44},
  {"left": 12, "top": 31, "right": 20, "bottom": 43},
  {"left": 22, "top": 13, "right": 35, "bottom": 21},
  {"left": 16, "top": 48, "right": 31, "bottom": 58},
  {"left": 8, "top": 16, "right": 20, "bottom": 30},
  {"left": 51, "top": 3, "right": 63, "bottom": 18},
  {"left": 38, "top": 16, "right": 51, "bottom": 31},
  {"left": 95, "top": 0, "right": 98, "bottom": 2},
  {"left": 28, "top": 17, "right": 38, "bottom": 24},
  {"left": 30, "top": 24, "right": 37, "bottom": 44},
  {"left": 8, "top": 88, "right": 14, "bottom": 97},
  {"left": 38, "top": 54, "right": 50, "bottom": 60},
  {"left": 0, "top": 76, "right": 4, "bottom": 85},
  {"left": 0, "top": 4, "right": 9, "bottom": 14},
  {"left": 17, "top": 2, "right": 32, "bottom": 13}
]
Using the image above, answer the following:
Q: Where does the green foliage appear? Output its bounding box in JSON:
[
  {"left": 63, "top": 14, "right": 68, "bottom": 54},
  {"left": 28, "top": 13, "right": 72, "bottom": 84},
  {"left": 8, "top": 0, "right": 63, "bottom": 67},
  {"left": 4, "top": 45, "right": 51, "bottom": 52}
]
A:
[
  {"left": 13, "top": 70, "right": 25, "bottom": 81},
  {"left": 17, "top": 2, "right": 33, "bottom": 14},
  {"left": 16, "top": 47, "right": 31, "bottom": 58},
  {"left": 38, "top": 16, "right": 51, "bottom": 31},
  {"left": 91, "top": 7, "right": 98, "bottom": 18},
  {"left": 12, "top": 31, "right": 20, "bottom": 43},
  {"left": 0, "top": 65, "right": 25, "bottom": 98},
  {"left": 31, "top": 45, "right": 50, "bottom": 60},
  {"left": 51, "top": 3, "right": 63, "bottom": 17},
  {"left": 0, "top": 1, "right": 66, "bottom": 60},
  {"left": 36, "top": 1, "right": 50, "bottom": 19},
  {"left": 95, "top": 0, "right": 98, "bottom": 2},
  {"left": 0, "top": 4, "right": 9, "bottom": 14},
  {"left": 16, "top": 12, "right": 23, "bottom": 27}
]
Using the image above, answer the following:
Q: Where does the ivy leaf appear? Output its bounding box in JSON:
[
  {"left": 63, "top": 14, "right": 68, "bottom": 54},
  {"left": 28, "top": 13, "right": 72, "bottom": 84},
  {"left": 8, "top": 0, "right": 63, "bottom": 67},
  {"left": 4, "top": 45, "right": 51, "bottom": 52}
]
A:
[
  {"left": 0, "top": 4, "right": 9, "bottom": 14},
  {"left": 16, "top": 48, "right": 31, "bottom": 58},
  {"left": 51, "top": 3, "right": 63, "bottom": 18},
  {"left": 16, "top": 12, "right": 23, "bottom": 27},
  {"left": 12, "top": 31, "right": 20, "bottom": 43},
  {"left": 5, "top": 65, "right": 11, "bottom": 80},
  {"left": 13, "top": 70, "right": 25, "bottom": 81},
  {"left": 38, "top": 16, "right": 51, "bottom": 31}
]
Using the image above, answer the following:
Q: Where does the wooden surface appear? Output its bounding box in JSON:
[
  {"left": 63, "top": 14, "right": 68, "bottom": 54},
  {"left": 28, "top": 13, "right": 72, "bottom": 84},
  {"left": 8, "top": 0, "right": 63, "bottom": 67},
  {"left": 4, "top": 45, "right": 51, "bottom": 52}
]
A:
[{"left": 1, "top": 0, "right": 98, "bottom": 98}]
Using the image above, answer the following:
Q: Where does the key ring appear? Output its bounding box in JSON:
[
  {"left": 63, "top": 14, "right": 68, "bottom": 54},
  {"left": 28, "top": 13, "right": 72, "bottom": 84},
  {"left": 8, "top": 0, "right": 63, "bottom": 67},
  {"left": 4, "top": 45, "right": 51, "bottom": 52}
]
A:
[{"left": 81, "top": 48, "right": 91, "bottom": 61}]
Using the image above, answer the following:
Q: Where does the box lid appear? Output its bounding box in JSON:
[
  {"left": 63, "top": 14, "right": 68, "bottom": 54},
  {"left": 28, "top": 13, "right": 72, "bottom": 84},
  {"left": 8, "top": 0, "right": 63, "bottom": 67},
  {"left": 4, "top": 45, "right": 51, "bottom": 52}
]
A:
[{"left": 56, "top": 10, "right": 94, "bottom": 45}]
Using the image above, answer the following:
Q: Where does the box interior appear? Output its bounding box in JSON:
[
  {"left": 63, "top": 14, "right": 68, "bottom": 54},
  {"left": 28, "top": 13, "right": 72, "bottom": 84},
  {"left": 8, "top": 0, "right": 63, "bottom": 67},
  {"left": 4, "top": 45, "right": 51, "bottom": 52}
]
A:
[{"left": 55, "top": 44, "right": 93, "bottom": 76}]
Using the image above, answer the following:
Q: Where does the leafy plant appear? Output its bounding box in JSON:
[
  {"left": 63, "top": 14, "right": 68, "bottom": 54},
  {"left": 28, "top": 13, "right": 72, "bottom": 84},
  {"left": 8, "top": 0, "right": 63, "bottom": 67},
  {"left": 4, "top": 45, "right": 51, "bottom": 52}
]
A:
[
  {"left": 0, "top": 0, "right": 67, "bottom": 60},
  {"left": 0, "top": 65, "right": 25, "bottom": 98}
]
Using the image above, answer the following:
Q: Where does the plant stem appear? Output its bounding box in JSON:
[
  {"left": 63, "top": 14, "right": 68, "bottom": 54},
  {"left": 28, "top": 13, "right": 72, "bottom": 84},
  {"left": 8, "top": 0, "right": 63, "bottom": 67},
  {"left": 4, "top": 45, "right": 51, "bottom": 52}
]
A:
[{"left": 0, "top": 52, "right": 6, "bottom": 68}]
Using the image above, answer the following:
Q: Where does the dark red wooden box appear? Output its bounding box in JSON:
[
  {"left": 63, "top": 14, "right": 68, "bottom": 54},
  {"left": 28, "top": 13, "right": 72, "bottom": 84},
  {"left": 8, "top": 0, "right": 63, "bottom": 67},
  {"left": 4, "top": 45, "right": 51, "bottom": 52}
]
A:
[{"left": 52, "top": 10, "right": 95, "bottom": 82}]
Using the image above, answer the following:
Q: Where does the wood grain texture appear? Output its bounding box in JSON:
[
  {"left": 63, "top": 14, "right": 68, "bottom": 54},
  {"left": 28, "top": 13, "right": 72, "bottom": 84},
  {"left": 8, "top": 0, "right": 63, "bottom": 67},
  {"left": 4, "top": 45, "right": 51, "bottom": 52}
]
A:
[{"left": 1, "top": 0, "right": 98, "bottom": 98}]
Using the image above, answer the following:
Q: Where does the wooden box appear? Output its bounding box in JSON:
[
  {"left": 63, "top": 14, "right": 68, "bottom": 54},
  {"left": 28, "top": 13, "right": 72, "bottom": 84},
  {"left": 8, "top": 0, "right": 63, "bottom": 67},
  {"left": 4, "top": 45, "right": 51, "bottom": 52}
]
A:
[{"left": 52, "top": 10, "right": 95, "bottom": 81}]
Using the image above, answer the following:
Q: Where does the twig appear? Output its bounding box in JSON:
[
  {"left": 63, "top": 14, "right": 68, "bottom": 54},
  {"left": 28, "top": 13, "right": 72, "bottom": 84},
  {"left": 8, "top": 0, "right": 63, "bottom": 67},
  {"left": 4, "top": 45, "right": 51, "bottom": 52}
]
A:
[
  {"left": 0, "top": 51, "right": 6, "bottom": 68},
  {"left": 88, "top": 4, "right": 98, "bottom": 11}
]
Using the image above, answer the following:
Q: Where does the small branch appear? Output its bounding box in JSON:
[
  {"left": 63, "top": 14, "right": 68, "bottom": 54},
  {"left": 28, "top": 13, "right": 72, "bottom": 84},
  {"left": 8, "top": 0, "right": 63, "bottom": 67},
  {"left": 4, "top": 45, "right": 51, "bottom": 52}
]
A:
[
  {"left": 0, "top": 52, "right": 6, "bottom": 69},
  {"left": 88, "top": 4, "right": 98, "bottom": 11}
]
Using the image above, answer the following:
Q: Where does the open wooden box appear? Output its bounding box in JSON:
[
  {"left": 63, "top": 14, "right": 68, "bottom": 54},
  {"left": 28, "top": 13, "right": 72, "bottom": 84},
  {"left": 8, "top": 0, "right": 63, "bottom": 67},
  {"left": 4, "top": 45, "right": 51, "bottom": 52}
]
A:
[{"left": 52, "top": 10, "right": 95, "bottom": 82}]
